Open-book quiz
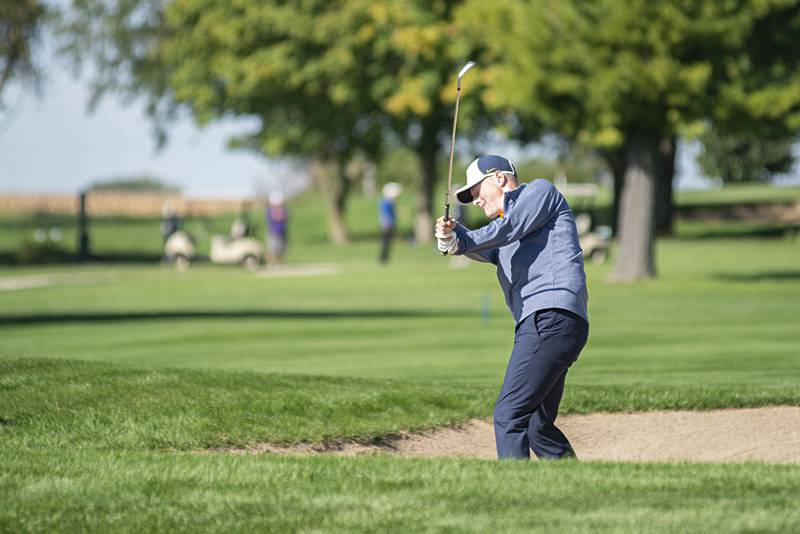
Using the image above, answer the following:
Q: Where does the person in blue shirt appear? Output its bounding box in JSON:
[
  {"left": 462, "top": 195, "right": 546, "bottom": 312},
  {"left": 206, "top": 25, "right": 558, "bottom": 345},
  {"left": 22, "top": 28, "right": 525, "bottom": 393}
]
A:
[
  {"left": 378, "top": 182, "right": 402, "bottom": 264},
  {"left": 435, "top": 155, "right": 589, "bottom": 460}
]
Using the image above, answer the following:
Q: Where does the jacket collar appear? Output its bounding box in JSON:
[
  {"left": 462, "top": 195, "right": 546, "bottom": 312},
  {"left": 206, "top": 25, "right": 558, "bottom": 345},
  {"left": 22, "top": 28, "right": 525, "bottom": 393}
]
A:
[{"left": 503, "top": 183, "right": 526, "bottom": 214}]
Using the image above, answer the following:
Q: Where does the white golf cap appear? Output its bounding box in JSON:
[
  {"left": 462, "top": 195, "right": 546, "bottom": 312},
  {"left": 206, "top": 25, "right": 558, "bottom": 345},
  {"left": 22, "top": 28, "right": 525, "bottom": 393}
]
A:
[
  {"left": 269, "top": 191, "right": 285, "bottom": 205},
  {"left": 382, "top": 182, "right": 403, "bottom": 200},
  {"left": 455, "top": 155, "right": 517, "bottom": 204}
]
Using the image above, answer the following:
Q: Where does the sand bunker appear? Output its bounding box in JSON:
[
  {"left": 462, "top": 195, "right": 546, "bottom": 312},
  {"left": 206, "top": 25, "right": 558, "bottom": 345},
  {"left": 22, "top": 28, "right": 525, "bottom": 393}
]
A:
[{"left": 223, "top": 406, "right": 800, "bottom": 463}]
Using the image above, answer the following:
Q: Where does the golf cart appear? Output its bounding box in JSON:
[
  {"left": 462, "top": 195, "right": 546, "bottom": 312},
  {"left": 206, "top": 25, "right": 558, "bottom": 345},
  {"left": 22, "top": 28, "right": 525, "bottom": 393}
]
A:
[
  {"left": 210, "top": 235, "right": 264, "bottom": 270},
  {"left": 575, "top": 213, "right": 611, "bottom": 264},
  {"left": 164, "top": 231, "right": 195, "bottom": 271},
  {"left": 163, "top": 230, "right": 265, "bottom": 271}
]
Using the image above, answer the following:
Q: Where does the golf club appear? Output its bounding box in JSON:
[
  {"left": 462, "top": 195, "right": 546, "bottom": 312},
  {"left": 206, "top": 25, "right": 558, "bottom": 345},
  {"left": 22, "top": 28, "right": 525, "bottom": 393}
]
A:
[{"left": 443, "top": 60, "right": 476, "bottom": 224}]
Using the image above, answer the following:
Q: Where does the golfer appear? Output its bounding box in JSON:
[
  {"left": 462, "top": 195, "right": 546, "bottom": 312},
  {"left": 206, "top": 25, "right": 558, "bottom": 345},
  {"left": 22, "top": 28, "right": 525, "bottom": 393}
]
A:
[{"left": 435, "top": 155, "right": 589, "bottom": 460}]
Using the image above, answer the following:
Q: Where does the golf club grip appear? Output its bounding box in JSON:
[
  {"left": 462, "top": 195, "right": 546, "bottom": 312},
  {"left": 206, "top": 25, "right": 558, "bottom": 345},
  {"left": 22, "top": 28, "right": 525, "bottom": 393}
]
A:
[{"left": 440, "top": 206, "right": 450, "bottom": 255}]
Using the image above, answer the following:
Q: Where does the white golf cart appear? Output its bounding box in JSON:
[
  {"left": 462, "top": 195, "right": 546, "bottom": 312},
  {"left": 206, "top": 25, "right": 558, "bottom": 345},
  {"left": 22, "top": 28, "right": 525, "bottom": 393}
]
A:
[
  {"left": 210, "top": 235, "right": 264, "bottom": 271},
  {"left": 163, "top": 231, "right": 265, "bottom": 271},
  {"left": 164, "top": 231, "right": 195, "bottom": 271}
]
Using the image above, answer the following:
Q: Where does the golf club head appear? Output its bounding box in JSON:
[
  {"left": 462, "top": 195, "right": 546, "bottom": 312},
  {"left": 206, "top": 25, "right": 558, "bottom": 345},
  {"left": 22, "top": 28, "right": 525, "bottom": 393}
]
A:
[{"left": 456, "top": 61, "right": 476, "bottom": 89}]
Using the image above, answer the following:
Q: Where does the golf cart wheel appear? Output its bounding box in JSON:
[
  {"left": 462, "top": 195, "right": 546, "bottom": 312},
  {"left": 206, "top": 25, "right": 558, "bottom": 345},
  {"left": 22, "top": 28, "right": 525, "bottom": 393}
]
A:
[
  {"left": 175, "top": 254, "right": 190, "bottom": 271},
  {"left": 242, "top": 254, "right": 260, "bottom": 271}
]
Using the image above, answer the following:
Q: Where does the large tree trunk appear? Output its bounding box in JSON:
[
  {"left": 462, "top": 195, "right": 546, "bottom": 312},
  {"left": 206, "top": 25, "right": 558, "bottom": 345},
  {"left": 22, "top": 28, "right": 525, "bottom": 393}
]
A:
[
  {"left": 606, "top": 151, "right": 625, "bottom": 236},
  {"left": 309, "top": 159, "right": 350, "bottom": 244},
  {"left": 609, "top": 135, "right": 659, "bottom": 282},
  {"left": 414, "top": 128, "right": 439, "bottom": 245},
  {"left": 655, "top": 136, "right": 676, "bottom": 236},
  {"left": 603, "top": 149, "right": 625, "bottom": 237}
]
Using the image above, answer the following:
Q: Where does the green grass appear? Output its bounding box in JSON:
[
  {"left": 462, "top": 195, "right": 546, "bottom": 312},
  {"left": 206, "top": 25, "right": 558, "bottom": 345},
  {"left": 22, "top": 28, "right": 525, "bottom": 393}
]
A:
[
  {"left": 1, "top": 237, "right": 798, "bottom": 410},
  {"left": 3, "top": 354, "right": 800, "bottom": 532},
  {"left": 1, "top": 358, "right": 490, "bottom": 450},
  {"left": 676, "top": 183, "right": 800, "bottom": 207},
  {"left": 2, "top": 451, "right": 799, "bottom": 533},
  {"left": 2, "top": 183, "right": 800, "bottom": 531}
]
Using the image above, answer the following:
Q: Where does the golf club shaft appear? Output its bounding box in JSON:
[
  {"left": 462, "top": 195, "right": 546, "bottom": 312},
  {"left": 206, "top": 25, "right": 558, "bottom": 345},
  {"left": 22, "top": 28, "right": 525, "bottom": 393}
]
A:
[{"left": 443, "top": 86, "right": 463, "bottom": 222}]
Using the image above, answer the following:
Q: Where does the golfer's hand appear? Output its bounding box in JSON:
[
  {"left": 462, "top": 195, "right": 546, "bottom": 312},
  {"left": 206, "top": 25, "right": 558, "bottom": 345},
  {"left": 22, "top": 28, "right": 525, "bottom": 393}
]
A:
[
  {"left": 435, "top": 217, "right": 455, "bottom": 238},
  {"left": 435, "top": 217, "right": 458, "bottom": 255}
]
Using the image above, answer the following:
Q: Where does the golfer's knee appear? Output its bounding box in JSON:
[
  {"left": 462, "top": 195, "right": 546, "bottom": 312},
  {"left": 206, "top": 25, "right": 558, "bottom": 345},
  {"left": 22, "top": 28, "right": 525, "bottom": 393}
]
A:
[{"left": 493, "top": 404, "right": 522, "bottom": 430}]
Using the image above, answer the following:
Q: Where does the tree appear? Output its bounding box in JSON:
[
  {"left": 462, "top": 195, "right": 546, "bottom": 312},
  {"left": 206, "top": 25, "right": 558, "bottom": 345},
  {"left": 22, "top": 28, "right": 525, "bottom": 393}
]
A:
[
  {"left": 165, "top": 0, "right": 392, "bottom": 243},
  {"left": 60, "top": 0, "right": 484, "bottom": 245},
  {"left": 59, "top": 0, "right": 383, "bottom": 242},
  {"left": 0, "top": 0, "right": 47, "bottom": 111},
  {"left": 359, "top": 0, "right": 484, "bottom": 243},
  {"left": 698, "top": 126, "right": 795, "bottom": 183},
  {"left": 457, "top": 0, "right": 800, "bottom": 280},
  {"left": 57, "top": 0, "right": 175, "bottom": 146},
  {"left": 90, "top": 174, "right": 180, "bottom": 192}
]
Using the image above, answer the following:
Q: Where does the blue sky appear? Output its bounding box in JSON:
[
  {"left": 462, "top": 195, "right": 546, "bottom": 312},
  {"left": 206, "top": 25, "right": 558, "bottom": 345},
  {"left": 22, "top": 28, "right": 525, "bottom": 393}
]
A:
[{"left": 0, "top": 34, "right": 290, "bottom": 199}]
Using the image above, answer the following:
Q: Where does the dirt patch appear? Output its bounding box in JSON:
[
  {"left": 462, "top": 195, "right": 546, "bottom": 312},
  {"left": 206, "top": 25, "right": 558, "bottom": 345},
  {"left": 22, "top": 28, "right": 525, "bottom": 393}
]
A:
[{"left": 216, "top": 407, "right": 800, "bottom": 463}]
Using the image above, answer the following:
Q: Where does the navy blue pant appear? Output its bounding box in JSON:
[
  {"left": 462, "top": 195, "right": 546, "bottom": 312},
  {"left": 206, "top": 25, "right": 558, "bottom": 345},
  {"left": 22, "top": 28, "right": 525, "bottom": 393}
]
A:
[{"left": 494, "top": 308, "right": 589, "bottom": 460}]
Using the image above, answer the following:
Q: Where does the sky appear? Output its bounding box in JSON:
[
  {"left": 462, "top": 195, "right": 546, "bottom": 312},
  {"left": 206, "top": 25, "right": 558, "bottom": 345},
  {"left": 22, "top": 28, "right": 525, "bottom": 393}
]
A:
[
  {"left": 0, "top": 36, "right": 297, "bottom": 199},
  {"left": 1, "top": 26, "right": 796, "bottom": 199}
]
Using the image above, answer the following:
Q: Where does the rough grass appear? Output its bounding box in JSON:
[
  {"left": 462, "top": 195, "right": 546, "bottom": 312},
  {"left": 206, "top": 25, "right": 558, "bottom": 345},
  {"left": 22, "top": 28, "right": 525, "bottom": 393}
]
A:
[
  {"left": 0, "top": 358, "right": 491, "bottom": 450},
  {"left": 2, "top": 356, "right": 800, "bottom": 533},
  {"left": 2, "top": 451, "right": 799, "bottom": 533}
]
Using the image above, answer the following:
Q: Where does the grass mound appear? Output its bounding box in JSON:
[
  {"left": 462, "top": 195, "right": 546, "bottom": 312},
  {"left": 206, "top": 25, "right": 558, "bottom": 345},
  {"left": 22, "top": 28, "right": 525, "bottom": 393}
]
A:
[{"left": 0, "top": 358, "right": 492, "bottom": 451}]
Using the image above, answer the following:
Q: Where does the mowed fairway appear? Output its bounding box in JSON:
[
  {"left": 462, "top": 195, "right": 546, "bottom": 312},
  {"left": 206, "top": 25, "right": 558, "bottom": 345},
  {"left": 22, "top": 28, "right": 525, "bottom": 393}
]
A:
[{"left": 2, "top": 219, "right": 800, "bottom": 530}]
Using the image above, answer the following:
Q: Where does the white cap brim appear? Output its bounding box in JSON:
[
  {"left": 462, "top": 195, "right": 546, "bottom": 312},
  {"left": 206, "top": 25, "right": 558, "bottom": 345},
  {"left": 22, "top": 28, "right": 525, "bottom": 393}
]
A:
[
  {"left": 455, "top": 159, "right": 486, "bottom": 204},
  {"left": 456, "top": 156, "right": 517, "bottom": 204}
]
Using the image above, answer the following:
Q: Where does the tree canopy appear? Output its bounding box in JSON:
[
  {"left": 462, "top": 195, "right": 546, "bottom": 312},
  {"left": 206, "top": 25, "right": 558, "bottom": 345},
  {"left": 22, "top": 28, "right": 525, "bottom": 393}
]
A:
[
  {"left": 0, "top": 0, "right": 47, "bottom": 111},
  {"left": 57, "top": 0, "right": 800, "bottom": 261},
  {"left": 60, "top": 0, "right": 477, "bottom": 243},
  {"left": 698, "top": 127, "right": 795, "bottom": 183},
  {"left": 457, "top": 0, "right": 800, "bottom": 280}
]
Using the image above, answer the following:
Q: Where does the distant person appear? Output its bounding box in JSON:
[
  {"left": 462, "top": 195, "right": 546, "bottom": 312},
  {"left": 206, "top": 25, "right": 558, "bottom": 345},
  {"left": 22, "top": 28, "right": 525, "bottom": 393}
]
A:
[
  {"left": 231, "top": 202, "right": 253, "bottom": 239},
  {"left": 378, "top": 182, "right": 402, "bottom": 264},
  {"left": 266, "top": 192, "right": 288, "bottom": 265},
  {"left": 160, "top": 202, "right": 180, "bottom": 246}
]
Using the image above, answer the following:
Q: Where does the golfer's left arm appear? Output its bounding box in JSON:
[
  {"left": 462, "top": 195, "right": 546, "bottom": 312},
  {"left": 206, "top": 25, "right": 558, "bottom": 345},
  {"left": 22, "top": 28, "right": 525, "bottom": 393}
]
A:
[{"left": 455, "top": 180, "right": 562, "bottom": 254}]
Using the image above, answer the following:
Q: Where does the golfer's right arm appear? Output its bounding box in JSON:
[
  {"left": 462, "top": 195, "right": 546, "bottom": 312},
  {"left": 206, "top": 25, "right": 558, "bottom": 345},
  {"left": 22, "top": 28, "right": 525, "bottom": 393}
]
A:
[{"left": 435, "top": 217, "right": 497, "bottom": 264}]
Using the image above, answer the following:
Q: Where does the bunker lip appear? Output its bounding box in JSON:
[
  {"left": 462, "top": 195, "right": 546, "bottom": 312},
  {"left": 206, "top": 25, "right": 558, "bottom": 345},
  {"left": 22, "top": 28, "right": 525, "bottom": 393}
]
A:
[{"left": 205, "top": 406, "right": 800, "bottom": 463}]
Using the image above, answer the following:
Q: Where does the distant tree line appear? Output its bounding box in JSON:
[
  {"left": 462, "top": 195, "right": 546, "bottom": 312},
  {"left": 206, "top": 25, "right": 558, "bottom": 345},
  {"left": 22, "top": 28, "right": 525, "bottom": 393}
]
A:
[{"left": 89, "top": 175, "right": 181, "bottom": 193}]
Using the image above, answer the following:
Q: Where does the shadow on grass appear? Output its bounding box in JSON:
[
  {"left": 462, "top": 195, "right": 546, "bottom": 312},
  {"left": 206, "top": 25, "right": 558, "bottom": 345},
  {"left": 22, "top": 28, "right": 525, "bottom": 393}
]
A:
[
  {"left": 711, "top": 270, "right": 800, "bottom": 283},
  {"left": 0, "top": 251, "right": 168, "bottom": 266},
  {"left": 0, "top": 309, "right": 464, "bottom": 326}
]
